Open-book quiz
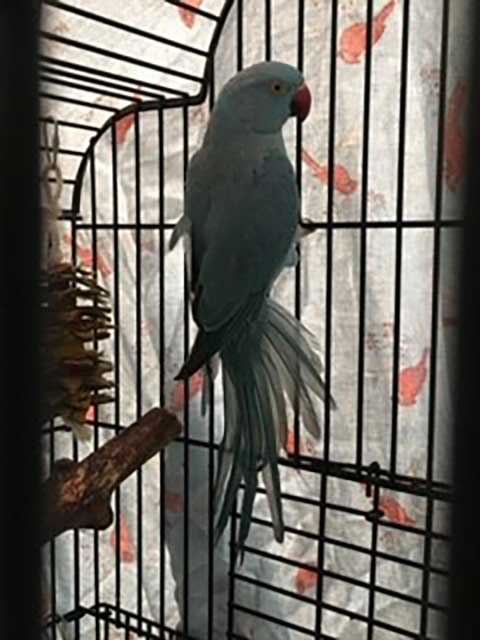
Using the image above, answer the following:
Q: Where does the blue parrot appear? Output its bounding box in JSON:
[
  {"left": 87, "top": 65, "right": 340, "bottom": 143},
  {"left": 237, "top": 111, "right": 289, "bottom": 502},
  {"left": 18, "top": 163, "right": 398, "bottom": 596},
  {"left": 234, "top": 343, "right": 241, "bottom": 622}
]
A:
[{"left": 170, "top": 61, "right": 335, "bottom": 550}]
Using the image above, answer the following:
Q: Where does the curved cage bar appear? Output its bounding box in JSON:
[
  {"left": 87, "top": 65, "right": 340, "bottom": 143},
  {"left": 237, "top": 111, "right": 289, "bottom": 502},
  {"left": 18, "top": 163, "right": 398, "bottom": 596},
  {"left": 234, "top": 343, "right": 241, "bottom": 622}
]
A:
[{"left": 40, "top": 0, "right": 235, "bottom": 216}]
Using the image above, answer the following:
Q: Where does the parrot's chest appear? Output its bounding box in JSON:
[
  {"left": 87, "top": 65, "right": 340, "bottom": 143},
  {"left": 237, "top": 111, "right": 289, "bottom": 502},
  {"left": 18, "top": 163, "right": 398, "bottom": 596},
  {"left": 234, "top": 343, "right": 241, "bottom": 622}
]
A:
[
  {"left": 222, "top": 155, "right": 297, "bottom": 252},
  {"left": 219, "top": 150, "right": 296, "bottom": 203},
  {"left": 198, "top": 143, "right": 299, "bottom": 271}
]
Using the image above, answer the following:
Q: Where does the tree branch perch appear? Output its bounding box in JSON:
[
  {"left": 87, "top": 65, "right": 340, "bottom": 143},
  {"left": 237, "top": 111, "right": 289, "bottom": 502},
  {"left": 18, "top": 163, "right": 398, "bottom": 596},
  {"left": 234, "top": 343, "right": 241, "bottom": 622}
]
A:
[{"left": 41, "top": 408, "right": 181, "bottom": 544}]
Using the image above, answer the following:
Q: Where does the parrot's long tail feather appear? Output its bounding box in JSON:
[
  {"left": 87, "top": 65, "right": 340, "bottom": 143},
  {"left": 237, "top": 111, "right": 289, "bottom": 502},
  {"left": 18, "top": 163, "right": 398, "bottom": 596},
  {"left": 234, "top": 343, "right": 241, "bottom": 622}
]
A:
[
  {"left": 200, "top": 356, "right": 219, "bottom": 417},
  {"left": 213, "top": 298, "right": 334, "bottom": 551}
]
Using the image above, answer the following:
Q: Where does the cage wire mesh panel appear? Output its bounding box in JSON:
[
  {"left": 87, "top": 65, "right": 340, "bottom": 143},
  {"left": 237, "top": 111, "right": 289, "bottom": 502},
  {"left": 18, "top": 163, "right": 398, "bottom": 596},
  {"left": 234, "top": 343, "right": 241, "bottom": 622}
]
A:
[{"left": 39, "top": 0, "right": 470, "bottom": 638}]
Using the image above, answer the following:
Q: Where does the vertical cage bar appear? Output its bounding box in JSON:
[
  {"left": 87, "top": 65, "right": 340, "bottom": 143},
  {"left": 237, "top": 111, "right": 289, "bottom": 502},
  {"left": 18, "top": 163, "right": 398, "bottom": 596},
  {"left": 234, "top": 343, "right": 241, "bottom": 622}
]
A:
[
  {"left": 419, "top": 0, "right": 450, "bottom": 635},
  {"left": 182, "top": 103, "right": 191, "bottom": 637},
  {"left": 236, "top": 0, "right": 243, "bottom": 72},
  {"left": 48, "top": 427, "right": 57, "bottom": 640},
  {"left": 72, "top": 452, "right": 80, "bottom": 638},
  {"left": 292, "top": 0, "right": 305, "bottom": 461},
  {"left": 314, "top": 1, "right": 337, "bottom": 636},
  {"left": 366, "top": 484, "right": 381, "bottom": 640},
  {"left": 104, "top": 616, "right": 110, "bottom": 640},
  {"left": 110, "top": 121, "right": 122, "bottom": 623},
  {"left": 390, "top": 0, "right": 411, "bottom": 477},
  {"left": 70, "top": 217, "right": 81, "bottom": 639},
  {"left": 207, "top": 61, "right": 216, "bottom": 640},
  {"left": 265, "top": 0, "right": 272, "bottom": 61},
  {"left": 356, "top": 0, "right": 374, "bottom": 470},
  {"left": 157, "top": 107, "right": 167, "bottom": 635},
  {"left": 133, "top": 110, "right": 144, "bottom": 623},
  {"left": 89, "top": 144, "right": 101, "bottom": 640}
]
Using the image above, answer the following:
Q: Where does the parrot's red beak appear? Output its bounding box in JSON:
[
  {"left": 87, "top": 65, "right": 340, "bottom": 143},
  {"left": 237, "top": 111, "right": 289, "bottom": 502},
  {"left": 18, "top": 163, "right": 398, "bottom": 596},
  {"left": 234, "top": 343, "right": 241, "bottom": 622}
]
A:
[{"left": 290, "top": 83, "right": 311, "bottom": 122}]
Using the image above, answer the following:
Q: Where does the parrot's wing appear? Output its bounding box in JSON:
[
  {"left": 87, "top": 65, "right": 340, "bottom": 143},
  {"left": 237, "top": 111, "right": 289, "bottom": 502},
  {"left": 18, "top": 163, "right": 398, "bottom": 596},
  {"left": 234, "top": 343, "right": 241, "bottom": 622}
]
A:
[
  {"left": 176, "top": 152, "right": 298, "bottom": 379},
  {"left": 182, "top": 148, "right": 213, "bottom": 294},
  {"left": 196, "top": 152, "right": 298, "bottom": 329},
  {"left": 168, "top": 215, "right": 195, "bottom": 300}
]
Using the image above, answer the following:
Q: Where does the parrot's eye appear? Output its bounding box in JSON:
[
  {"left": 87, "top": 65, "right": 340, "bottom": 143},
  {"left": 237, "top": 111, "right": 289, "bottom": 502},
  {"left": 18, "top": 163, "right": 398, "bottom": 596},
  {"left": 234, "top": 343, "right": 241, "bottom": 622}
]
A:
[{"left": 270, "top": 80, "right": 288, "bottom": 96}]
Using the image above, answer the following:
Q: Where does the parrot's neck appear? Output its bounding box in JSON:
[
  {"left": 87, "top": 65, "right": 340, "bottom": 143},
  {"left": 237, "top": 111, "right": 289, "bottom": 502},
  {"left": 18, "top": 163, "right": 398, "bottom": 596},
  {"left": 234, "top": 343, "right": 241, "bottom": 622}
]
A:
[
  {"left": 204, "top": 109, "right": 286, "bottom": 155},
  {"left": 204, "top": 120, "right": 286, "bottom": 156}
]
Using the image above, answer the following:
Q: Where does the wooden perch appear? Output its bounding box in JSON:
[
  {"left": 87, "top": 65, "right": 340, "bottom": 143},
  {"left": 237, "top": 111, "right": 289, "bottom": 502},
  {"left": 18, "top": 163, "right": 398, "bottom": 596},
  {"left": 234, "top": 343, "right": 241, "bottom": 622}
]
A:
[{"left": 41, "top": 408, "right": 181, "bottom": 544}]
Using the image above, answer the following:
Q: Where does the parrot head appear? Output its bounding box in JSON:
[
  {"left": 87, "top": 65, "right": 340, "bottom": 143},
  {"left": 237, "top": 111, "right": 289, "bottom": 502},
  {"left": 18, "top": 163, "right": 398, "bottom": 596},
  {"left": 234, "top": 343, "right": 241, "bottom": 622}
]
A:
[{"left": 212, "top": 61, "right": 311, "bottom": 135}]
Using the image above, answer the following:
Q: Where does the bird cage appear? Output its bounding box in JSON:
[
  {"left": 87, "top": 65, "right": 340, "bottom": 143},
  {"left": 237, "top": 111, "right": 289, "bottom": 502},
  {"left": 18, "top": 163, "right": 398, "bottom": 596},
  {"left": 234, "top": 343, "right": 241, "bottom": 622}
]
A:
[{"left": 37, "top": 1, "right": 466, "bottom": 639}]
